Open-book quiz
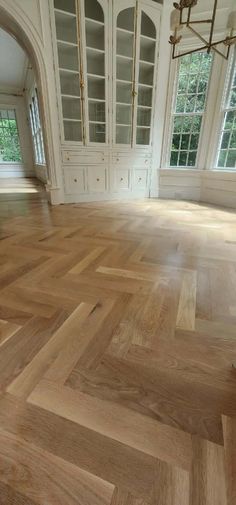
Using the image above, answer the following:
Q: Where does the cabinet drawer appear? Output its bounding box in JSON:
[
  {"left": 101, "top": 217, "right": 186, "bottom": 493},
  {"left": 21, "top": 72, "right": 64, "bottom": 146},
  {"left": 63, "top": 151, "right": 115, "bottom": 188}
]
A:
[
  {"left": 116, "top": 169, "right": 130, "bottom": 190},
  {"left": 134, "top": 169, "right": 148, "bottom": 190},
  {"left": 113, "top": 155, "right": 151, "bottom": 169},
  {"left": 62, "top": 150, "right": 106, "bottom": 165},
  {"left": 64, "top": 168, "right": 86, "bottom": 194},
  {"left": 87, "top": 166, "right": 107, "bottom": 193}
]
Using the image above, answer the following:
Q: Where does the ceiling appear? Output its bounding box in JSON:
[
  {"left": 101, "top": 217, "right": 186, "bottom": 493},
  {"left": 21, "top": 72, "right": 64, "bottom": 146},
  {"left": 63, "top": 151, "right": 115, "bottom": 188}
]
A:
[{"left": 0, "top": 28, "right": 28, "bottom": 95}]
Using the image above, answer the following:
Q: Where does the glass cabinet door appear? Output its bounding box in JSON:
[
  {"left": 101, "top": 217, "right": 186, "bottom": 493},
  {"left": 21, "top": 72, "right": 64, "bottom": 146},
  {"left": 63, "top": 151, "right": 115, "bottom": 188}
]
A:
[
  {"left": 136, "top": 11, "right": 156, "bottom": 146},
  {"left": 84, "top": 0, "right": 106, "bottom": 143},
  {"left": 116, "top": 7, "right": 135, "bottom": 145},
  {"left": 115, "top": 4, "right": 157, "bottom": 147},
  {"left": 54, "top": 0, "right": 83, "bottom": 142}
]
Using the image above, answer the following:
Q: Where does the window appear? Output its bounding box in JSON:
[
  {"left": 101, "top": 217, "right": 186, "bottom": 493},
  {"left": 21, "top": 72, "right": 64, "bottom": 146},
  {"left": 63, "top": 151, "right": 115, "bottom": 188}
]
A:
[
  {"left": 169, "top": 52, "right": 212, "bottom": 168},
  {"left": 216, "top": 52, "right": 236, "bottom": 169},
  {"left": 29, "top": 89, "right": 45, "bottom": 165},
  {"left": 0, "top": 109, "right": 22, "bottom": 162}
]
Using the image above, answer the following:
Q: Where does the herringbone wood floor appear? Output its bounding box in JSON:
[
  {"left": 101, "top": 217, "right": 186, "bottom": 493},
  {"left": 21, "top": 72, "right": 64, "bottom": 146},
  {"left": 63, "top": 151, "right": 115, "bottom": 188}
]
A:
[{"left": 0, "top": 191, "right": 236, "bottom": 504}]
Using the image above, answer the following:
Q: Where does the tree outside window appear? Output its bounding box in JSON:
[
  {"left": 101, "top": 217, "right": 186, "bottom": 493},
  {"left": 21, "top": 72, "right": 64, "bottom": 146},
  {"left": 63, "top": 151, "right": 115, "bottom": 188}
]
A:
[{"left": 0, "top": 109, "right": 22, "bottom": 162}]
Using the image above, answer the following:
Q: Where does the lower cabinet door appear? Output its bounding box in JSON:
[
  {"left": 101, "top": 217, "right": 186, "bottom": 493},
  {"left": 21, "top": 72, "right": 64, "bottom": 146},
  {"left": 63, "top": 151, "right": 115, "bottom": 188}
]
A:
[
  {"left": 87, "top": 166, "right": 107, "bottom": 193},
  {"left": 64, "top": 168, "right": 86, "bottom": 194},
  {"left": 133, "top": 169, "right": 148, "bottom": 190},
  {"left": 116, "top": 169, "right": 130, "bottom": 190}
]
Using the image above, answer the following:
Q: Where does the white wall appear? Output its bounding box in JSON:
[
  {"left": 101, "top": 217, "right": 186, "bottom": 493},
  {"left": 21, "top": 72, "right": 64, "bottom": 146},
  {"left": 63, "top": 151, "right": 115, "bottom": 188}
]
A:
[
  {"left": 0, "top": 28, "right": 28, "bottom": 94},
  {"left": 0, "top": 93, "right": 35, "bottom": 178}
]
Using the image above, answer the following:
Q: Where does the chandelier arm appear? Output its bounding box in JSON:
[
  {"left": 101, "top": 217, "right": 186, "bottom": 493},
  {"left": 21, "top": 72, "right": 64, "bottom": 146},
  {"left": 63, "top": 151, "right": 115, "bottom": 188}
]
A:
[
  {"left": 208, "top": 0, "right": 218, "bottom": 50},
  {"left": 188, "top": 25, "right": 229, "bottom": 58},
  {"left": 187, "top": 6, "right": 191, "bottom": 26},
  {"left": 210, "top": 35, "right": 236, "bottom": 47},
  {"left": 172, "top": 44, "right": 209, "bottom": 59}
]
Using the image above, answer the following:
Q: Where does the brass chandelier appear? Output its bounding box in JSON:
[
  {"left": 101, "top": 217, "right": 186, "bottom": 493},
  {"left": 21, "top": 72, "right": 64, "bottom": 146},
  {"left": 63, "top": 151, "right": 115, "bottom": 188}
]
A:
[{"left": 169, "top": 0, "right": 236, "bottom": 60}]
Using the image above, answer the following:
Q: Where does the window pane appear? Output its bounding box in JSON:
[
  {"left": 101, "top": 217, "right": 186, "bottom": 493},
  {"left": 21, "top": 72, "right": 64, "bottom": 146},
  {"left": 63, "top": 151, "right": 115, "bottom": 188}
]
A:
[
  {"left": 0, "top": 109, "right": 22, "bottom": 162},
  {"left": 169, "top": 51, "right": 212, "bottom": 168},
  {"left": 216, "top": 57, "right": 236, "bottom": 169},
  {"left": 29, "top": 89, "right": 46, "bottom": 164}
]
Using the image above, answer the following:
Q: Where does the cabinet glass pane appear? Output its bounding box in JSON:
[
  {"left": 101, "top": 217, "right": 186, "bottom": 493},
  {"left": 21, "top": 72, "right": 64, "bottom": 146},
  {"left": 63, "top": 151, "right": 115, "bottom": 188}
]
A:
[
  {"left": 117, "top": 57, "right": 133, "bottom": 82},
  {"left": 64, "top": 120, "right": 82, "bottom": 142},
  {"left": 140, "top": 38, "right": 155, "bottom": 63},
  {"left": 62, "top": 97, "right": 81, "bottom": 120},
  {"left": 116, "top": 82, "right": 132, "bottom": 104},
  {"left": 60, "top": 71, "right": 80, "bottom": 96},
  {"left": 54, "top": 0, "right": 75, "bottom": 14},
  {"left": 89, "top": 101, "right": 105, "bottom": 122},
  {"left": 138, "top": 86, "right": 152, "bottom": 106},
  {"left": 87, "top": 49, "right": 104, "bottom": 76},
  {"left": 117, "top": 8, "right": 135, "bottom": 31},
  {"left": 137, "top": 107, "right": 151, "bottom": 127},
  {"left": 88, "top": 76, "right": 105, "bottom": 100},
  {"left": 85, "top": 0, "right": 104, "bottom": 22},
  {"left": 141, "top": 12, "right": 156, "bottom": 39},
  {"left": 85, "top": 20, "right": 104, "bottom": 50},
  {"left": 117, "top": 31, "right": 134, "bottom": 58},
  {"left": 89, "top": 123, "right": 105, "bottom": 143},
  {"left": 139, "top": 62, "right": 154, "bottom": 86},
  {"left": 116, "top": 104, "right": 132, "bottom": 125},
  {"left": 57, "top": 43, "right": 79, "bottom": 72},
  {"left": 136, "top": 127, "right": 150, "bottom": 145},
  {"left": 116, "top": 125, "right": 132, "bottom": 144},
  {"left": 55, "top": 11, "right": 77, "bottom": 44}
]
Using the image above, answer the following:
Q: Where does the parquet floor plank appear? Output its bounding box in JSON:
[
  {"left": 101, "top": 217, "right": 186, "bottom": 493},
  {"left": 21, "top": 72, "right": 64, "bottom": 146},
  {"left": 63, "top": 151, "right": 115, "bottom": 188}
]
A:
[{"left": 1, "top": 194, "right": 236, "bottom": 503}]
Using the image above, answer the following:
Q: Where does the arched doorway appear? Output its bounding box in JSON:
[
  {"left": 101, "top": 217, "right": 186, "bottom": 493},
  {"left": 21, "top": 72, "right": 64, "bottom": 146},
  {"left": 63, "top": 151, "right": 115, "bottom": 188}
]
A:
[{"left": 0, "top": 2, "right": 64, "bottom": 204}]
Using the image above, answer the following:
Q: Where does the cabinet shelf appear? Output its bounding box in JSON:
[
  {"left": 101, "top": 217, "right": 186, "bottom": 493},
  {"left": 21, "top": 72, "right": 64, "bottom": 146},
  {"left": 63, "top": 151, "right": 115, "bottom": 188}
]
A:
[
  {"left": 87, "top": 73, "right": 105, "bottom": 80},
  {"left": 139, "top": 60, "right": 154, "bottom": 67},
  {"left": 117, "top": 54, "right": 132, "bottom": 61},
  {"left": 88, "top": 98, "right": 105, "bottom": 103},
  {"left": 61, "top": 94, "right": 80, "bottom": 99},
  {"left": 116, "top": 78, "right": 132, "bottom": 85},
  {"left": 138, "top": 82, "right": 153, "bottom": 88},
  {"left": 63, "top": 118, "right": 81, "bottom": 122},
  {"left": 86, "top": 46, "right": 105, "bottom": 54},
  {"left": 140, "top": 34, "right": 155, "bottom": 42},
  {"left": 117, "top": 27, "right": 134, "bottom": 36},
  {"left": 59, "top": 68, "right": 79, "bottom": 75},
  {"left": 54, "top": 8, "right": 76, "bottom": 19},
  {"left": 85, "top": 17, "right": 104, "bottom": 27},
  {"left": 116, "top": 123, "right": 131, "bottom": 127},
  {"left": 57, "top": 39, "right": 77, "bottom": 48},
  {"left": 89, "top": 120, "right": 106, "bottom": 124}
]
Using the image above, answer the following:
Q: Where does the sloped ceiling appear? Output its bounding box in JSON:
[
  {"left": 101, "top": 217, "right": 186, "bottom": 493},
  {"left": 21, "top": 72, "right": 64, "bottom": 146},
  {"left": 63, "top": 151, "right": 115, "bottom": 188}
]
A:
[{"left": 0, "top": 28, "right": 28, "bottom": 95}]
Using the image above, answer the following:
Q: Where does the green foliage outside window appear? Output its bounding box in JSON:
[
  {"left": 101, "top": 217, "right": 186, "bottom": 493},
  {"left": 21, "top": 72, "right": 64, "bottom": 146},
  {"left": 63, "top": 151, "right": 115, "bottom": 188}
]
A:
[
  {"left": 0, "top": 110, "right": 22, "bottom": 163},
  {"left": 170, "top": 52, "right": 212, "bottom": 168}
]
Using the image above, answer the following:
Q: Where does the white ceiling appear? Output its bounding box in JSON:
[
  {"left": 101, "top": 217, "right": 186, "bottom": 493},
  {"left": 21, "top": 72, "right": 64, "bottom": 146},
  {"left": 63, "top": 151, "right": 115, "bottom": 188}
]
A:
[{"left": 0, "top": 28, "right": 28, "bottom": 94}]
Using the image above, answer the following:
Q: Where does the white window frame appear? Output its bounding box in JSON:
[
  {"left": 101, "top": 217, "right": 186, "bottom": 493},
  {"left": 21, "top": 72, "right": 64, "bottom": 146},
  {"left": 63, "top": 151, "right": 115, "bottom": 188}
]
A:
[
  {"left": 29, "top": 89, "right": 46, "bottom": 166},
  {"left": 162, "top": 46, "right": 214, "bottom": 170},
  {"left": 213, "top": 47, "right": 236, "bottom": 171}
]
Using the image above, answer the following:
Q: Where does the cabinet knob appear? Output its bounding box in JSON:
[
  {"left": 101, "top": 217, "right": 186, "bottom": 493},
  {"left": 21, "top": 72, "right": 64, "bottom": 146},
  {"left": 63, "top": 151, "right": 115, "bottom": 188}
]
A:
[
  {"left": 117, "top": 158, "right": 119, "bottom": 161},
  {"left": 74, "top": 178, "right": 77, "bottom": 183},
  {"left": 120, "top": 177, "right": 123, "bottom": 181},
  {"left": 96, "top": 178, "right": 100, "bottom": 182},
  {"left": 67, "top": 157, "right": 70, "bottom": 161},
  {"left": 139, "top": 177, "right": 142, "bottom": 181}
]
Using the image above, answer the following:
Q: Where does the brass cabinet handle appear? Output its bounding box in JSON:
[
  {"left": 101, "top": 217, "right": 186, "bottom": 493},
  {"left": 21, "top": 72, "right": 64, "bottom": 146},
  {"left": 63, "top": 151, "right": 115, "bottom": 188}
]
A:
[
  {"left": 96, "top": 178, "right": 100, "bottom": 182},
  {"left": 120, "top": 177, "right": 123, "bottom": 181},
  {"left": 74, "top": 178, "right": 77, "bottom": 183}
]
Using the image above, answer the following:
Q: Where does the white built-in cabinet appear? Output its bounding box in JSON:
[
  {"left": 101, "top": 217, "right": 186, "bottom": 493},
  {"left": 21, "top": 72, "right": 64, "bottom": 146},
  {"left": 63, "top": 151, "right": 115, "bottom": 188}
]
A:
[{"left": 50, "top": 0, "right": 161, "bottom": 202}]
